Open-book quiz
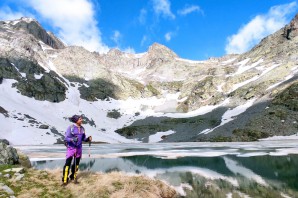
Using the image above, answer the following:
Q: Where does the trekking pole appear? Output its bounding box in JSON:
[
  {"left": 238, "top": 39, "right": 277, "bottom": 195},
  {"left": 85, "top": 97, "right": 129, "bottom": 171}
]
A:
[
  {"left": 89, "top": 141, "right": 91, "bottom": 157},
  {"left": 88, "top": 140, "right": 91, "bottom": 171},
  {"left": 74, "top": 137, "right": 78, "bottom": 183}
]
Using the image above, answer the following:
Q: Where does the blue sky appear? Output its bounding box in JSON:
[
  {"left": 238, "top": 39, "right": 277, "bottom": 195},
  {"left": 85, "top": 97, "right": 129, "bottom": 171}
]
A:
[{"left": 0, "top": 0, "right": 297, "bottom": 60}]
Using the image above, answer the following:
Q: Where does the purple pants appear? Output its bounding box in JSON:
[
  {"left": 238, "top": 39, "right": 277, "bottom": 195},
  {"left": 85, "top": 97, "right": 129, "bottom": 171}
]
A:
[{"left": 66, "top": 147, "right": 82, "bottom": 158}]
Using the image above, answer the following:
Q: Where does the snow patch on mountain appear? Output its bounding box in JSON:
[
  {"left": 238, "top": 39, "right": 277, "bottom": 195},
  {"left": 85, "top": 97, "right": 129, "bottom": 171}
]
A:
[
  {"left": 0, "top": 77, "right": 231, "bottom": 145},
  {"left": 148, "top": 130, "right": 176, "bottom": 143},
  {"left": 199, "top": 99, "right": 256, "bottom": 134}
]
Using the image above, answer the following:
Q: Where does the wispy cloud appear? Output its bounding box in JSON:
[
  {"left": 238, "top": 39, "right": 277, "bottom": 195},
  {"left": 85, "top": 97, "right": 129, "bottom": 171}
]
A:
[
  {"left": 225, "top": 2, "right": 297, "bottom": 54},
  {"left": 165, "top": 32, "right": 173, "bottom": 41},
  {"left": 110, "top": 31, "right": 135, "bottom": 53},
  {"left": 0, "top": 6, "right": 31, "bottom": 20},
  {"left": 111, "top": 30, "right": 121, "bottom": 45},
  {"left": 152, "top": 0, "right": 175, "bottom": 19},
  {"left": 141, "top": 35, "right": 148, "bottom": 46},
  {"left": 178, "top": 5, "right": 203, "bottom": 16},
  {"left": 139, "top": 8, "right": 147, "bottom": 24},
  {"left": 26, "top": 0, "right": 109, "bottom": 53},
  {"left": 123, "top": 47, "right": 136, "bottom": 54}
]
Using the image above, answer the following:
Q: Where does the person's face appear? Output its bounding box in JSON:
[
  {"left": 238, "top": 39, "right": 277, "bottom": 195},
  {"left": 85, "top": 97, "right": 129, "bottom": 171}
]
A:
[{"left": 76, "top": 117, "right": 83, "bottom": 125}]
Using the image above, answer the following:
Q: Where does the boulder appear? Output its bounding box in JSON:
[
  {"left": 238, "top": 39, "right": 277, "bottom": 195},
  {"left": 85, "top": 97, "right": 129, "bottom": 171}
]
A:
[
  {"left": 0, "top": 139, "right": 9, "bottom": 145},
  {"left": 0, "top": 141, "right": 19, "bottom": 165},
  {"left": 0, "top": 183, "right": 14, "bottom": 195},
  {"left": 17, "top": 150, "right": 32, "bottom": 168}
]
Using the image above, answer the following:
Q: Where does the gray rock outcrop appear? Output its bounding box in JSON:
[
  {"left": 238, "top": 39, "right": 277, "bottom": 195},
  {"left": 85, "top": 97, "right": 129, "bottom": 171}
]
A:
[
  {"left": 0, "top": 139, "right": 31, "bottom": 167},
  {"left": 4, "top": 17, "right": 65, "bottom": 49},
  {"left": 0, "top": 140, "right": 19, "bottom": 165}
]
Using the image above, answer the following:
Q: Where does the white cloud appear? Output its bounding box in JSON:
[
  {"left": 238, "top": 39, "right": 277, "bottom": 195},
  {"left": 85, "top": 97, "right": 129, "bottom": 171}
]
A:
[
  {"left": 225, "top": 2, "right": 297, "bottom": 54},
  {"left": 165, "top": 32, "right": 172, "bottom": 41},
  {"left": 123, "top": 47, "right": 136, "bottom": 54},
  {"left": 111, "top": 30, "right": 121, "bottom": 44},
  {"left": 139, "top": 8, "right": 147, "bottom": 24},
  {"left": 110, "top": 31, "right": 135, "bottom": 53},
  {"left": 152, "top": 0, "right": 175, "bottom": 19},
  {"left": 141, "top": 35, "right": 148, "bottom": 46},
  {"left": 26, "top": 0, "right": 109, "bottom": 53},
  {"left": 0, "top": 6, "right": 31, "bottom": 20},
  {"left": 178, "top": 5, "right": 203, "bottom": 16}
]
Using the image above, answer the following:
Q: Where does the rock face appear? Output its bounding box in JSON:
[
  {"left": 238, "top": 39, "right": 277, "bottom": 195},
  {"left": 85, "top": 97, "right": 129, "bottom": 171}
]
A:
[
  {"left": 0, "top": 139, "right": 19, "bottom": 165},
  {"left": 2, "top": 17, "right": 65, "bottom": 49},
  {"left": 0, "top": 15, "right": 297, "bottom": 105},
  {"left": 284, "top": 14, "right": 298, "bottom": 40},
  {"left": 0, "top": 58, "right": 67, "bottom": 102}
]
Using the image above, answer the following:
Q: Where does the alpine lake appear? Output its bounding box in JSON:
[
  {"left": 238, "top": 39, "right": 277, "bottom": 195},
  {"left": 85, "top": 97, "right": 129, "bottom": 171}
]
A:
[{"left": 17, "top": 140, "right": 298, "bottom": 197}]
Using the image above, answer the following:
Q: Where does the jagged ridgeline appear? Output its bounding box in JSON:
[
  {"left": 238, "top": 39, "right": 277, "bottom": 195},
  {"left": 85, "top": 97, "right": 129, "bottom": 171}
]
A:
[{"left": 0, "top": 14, "right": 298, "bottom": 143}]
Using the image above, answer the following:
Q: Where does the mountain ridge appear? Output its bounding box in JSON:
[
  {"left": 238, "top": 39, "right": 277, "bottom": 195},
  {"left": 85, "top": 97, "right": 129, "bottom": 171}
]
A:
[{"left": 0, "top": 14, "right": 297, "bottom": 144}]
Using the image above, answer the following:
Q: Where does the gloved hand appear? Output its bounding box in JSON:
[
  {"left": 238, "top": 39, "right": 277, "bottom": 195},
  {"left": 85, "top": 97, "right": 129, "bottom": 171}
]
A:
[{"left": 72, "top": 137, "right": 78, "bottom": 143}]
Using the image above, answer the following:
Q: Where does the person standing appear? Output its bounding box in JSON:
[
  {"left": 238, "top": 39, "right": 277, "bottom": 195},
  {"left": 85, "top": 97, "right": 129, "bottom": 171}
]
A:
[{"left": 62, "top": 115, "right": 92, "bottom": 185}]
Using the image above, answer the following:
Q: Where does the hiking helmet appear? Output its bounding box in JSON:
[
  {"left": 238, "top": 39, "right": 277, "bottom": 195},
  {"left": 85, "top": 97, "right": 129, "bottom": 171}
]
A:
[{"left": 70, "top": 115, "right": 81, "bottom": 123}]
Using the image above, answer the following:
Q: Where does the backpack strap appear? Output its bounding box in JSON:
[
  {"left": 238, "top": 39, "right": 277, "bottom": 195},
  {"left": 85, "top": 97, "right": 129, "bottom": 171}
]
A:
[
  {"left": 70, "top": 124, "right": 75, "bottom": 135},
  {"left": 64, "top": 125, "right": 75, "bottom": 147},
  {"left": 81, "top": 126, "right": 85, "bottom": 134}
]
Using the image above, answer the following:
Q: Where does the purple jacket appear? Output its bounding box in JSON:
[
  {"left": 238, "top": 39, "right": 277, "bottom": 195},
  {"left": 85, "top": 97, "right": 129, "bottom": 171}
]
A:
[{"left": 64, "top": 125, "right": 89, "bottom": 149}]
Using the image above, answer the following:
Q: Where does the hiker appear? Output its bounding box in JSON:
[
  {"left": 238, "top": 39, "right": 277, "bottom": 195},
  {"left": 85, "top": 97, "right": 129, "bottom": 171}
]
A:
[{"left": 62, "top": 115, "right": 92, "bottom": 185}]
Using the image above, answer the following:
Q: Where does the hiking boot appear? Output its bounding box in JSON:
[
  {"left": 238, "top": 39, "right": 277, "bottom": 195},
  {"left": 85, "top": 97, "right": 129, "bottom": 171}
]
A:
[{"left": 61, "top": 182, "right": 68, "bottom": 187}]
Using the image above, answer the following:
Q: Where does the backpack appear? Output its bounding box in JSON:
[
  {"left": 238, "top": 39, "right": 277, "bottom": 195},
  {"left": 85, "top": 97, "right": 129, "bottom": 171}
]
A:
[{"left": 64, "top": 125, "right": 85, "bottom": 147}]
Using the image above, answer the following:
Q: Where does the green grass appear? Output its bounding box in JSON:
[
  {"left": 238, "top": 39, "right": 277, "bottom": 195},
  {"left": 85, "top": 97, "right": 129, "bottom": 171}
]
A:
[
  {"left": 146, "top": 83, "right": 160, "bottom": 96},
  {"left": 0, "top": 165, "right": 72, "bottom": 197},
  {"left": 232, "top": 128, "right": 269, "bottom": 141},
  {"left": 0, "top": 164, "right": 14, "bottom": 171}
]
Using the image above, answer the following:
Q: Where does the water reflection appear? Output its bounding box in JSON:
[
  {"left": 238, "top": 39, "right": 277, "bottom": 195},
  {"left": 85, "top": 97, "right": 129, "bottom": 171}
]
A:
[
  {"left": 22, "top": 142, "right": 298, "bottom": 197},
  {"left": 31, "top": 154, "right": 298, "bottom": 197}
]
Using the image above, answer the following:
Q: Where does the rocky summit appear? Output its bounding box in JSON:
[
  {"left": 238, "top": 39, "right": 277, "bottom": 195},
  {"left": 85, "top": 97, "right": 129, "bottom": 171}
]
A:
[{"left": 0, "top": 15, "right": 297, "bottom": 144}]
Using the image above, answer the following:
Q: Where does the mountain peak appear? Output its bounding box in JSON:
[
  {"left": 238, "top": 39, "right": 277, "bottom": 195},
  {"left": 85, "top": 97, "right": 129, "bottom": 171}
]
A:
[
  {"left": 107, "top": 48, "right": 124, "bottom": 56},
  {"left": 148, "top": 43, "right": 178, "bottom": 59},
  {"left": 1, "top": 17, "right": 37, "bottom": 25},
  {"left": 19, "top": 17, "right": 38, "bottom": 23},
  {"left": 0, "top": 17, "right": 65, "bottom": 49},
  {"left": 284, "top": 13, "right": 298, "bottom": 39}
]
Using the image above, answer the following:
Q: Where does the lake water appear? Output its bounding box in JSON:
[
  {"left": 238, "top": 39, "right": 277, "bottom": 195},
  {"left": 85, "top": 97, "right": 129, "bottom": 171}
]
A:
[{"left": 17, "top": 141, "right": 298, "bottom": 197}]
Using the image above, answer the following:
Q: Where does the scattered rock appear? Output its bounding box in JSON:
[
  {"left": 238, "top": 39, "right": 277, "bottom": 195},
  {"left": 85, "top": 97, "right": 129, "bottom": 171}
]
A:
[
  {"left": 39, "top": 124, "right": 49, "bottom": 129},
  {"left": 0, "top": 183, "right": 14, "bottom": 195},
  {"left": 107, "top": 109, "right": 121, "bottom": 119},
  {"left": 14, "top": 173, "right": 24, "bottom": 181},
  {"left": 4, "top": 167, "right": 24, "bottom": 174},
  {"left": 4, "top": 174, "right": 11, "bottom": 178}
]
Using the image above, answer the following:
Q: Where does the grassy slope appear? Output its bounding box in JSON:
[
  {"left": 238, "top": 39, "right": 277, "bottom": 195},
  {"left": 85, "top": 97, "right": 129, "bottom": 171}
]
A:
[{"left": 0, "top": 165, "right": 178, "bottom": 198}]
